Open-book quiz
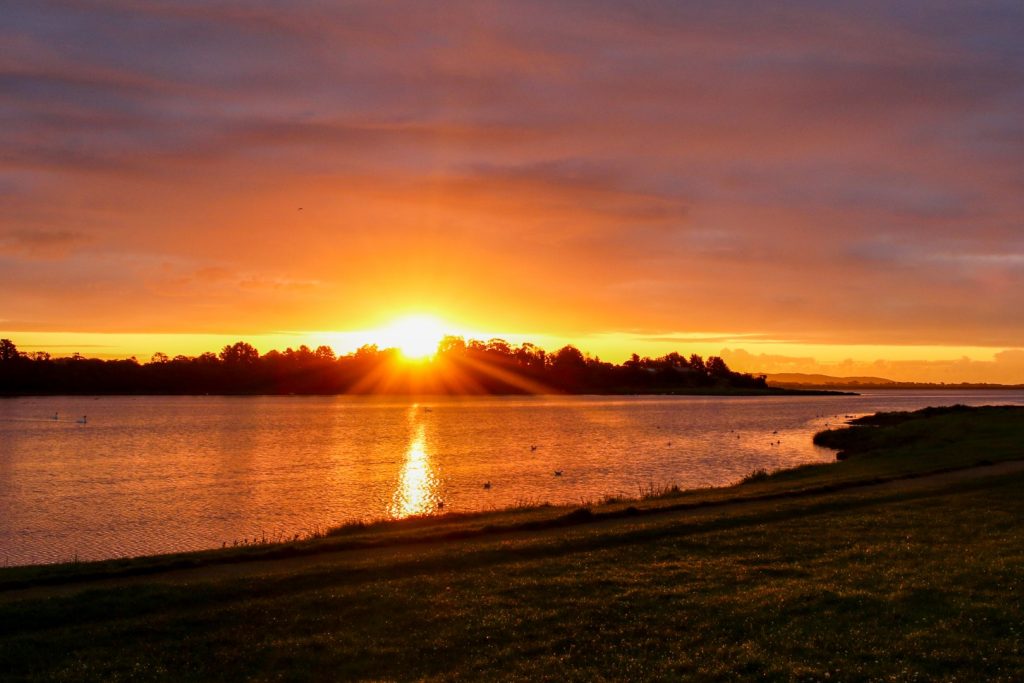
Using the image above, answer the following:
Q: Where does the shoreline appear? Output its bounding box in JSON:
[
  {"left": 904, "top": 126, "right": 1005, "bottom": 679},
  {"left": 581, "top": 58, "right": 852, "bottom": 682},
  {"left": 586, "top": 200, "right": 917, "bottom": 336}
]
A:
[
  {"left": 3, "top": 404, "right": 1020, "bottom": 584},
  {"left": 0, "top": 387, "right": 854, "bottom": 398},
  {"left": 3, "top": 404, "right": 1023, "bottom": 680},
  {"left": 4, "top": 456, "right": 1020, "bottom": 589}
]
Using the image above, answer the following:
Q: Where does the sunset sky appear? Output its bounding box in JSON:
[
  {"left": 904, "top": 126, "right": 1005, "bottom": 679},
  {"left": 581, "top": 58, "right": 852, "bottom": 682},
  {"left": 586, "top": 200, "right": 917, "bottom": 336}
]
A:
[{"left": 2, "top": 1, "right": 1023, "bottom": 382}]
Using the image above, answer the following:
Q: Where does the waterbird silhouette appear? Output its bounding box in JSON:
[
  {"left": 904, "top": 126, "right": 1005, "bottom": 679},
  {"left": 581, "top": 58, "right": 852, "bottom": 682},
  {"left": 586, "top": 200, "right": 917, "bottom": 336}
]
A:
[
  {"left": 483, "top": 481, "right": 491, "bottom": 490},
  {"left": 554, "top": 470, "right": 563, "bottom": 477},
  {"left": 53, "top": 412, "right": 58, "bottom": 420},
  {"left": 77, "top": 415, "right": 87, "bottom": 424},
  {"left": 530, "top": 445, "right": 538, "bottom": 451},
  {"left": 437, "top": 501, "right": 444, "bottom": 510}
]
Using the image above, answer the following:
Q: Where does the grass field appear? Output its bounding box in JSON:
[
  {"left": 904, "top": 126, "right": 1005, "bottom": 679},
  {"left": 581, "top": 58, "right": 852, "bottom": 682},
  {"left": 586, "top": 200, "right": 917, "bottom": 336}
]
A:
[{"left": 1, "top": 405, "right": 1022, "bottom": 680}]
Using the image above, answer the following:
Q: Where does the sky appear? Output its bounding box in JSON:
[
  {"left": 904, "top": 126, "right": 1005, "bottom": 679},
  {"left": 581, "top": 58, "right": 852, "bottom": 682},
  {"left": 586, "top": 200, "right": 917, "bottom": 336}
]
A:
[{"left": 2, "top": 1, "right": 1023, "bottom": 382}]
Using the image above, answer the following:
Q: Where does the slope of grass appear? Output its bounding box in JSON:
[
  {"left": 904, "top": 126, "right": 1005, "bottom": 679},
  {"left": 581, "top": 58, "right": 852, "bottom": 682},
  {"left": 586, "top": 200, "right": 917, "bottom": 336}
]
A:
[
  {"left": 2, "top": 471, "right": 1023, "bottom": 680},
  {"left": 812, "top": 404, "right": 1020, "bottom": 466}
]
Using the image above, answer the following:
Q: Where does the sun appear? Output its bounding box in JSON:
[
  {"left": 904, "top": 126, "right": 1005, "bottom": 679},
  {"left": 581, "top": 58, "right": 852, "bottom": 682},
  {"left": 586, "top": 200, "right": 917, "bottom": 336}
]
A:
[{"left": 378, "top": 314, "right": 446, "bottom": 360}]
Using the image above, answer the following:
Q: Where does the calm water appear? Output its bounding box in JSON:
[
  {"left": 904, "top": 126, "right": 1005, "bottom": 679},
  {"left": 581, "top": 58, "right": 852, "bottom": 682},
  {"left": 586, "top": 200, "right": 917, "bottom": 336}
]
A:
[{"left": 2, "top": 391, "right": 1023, "bottom": 566}]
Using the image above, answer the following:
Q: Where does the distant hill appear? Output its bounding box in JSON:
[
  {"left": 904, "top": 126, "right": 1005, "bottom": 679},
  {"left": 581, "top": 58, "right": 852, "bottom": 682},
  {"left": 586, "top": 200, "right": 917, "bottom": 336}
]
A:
[
  {"left": 765, "top": 372, "right": 1023, "bottom": 390},
  {"left": 765, "top": 373, "right": 896, "bottom": 386}
]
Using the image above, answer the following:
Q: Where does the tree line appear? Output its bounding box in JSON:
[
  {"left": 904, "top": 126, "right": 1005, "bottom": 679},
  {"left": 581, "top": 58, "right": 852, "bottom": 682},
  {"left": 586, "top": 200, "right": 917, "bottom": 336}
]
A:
[{"left": 0, "top": 337, "right": 769, "bottom": 395}]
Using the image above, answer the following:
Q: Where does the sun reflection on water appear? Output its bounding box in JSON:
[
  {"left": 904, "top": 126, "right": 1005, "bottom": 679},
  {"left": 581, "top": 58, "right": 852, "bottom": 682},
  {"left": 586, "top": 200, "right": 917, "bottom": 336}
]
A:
[{"left": 389, "top": 411, "right": 440, "bottom": 518}]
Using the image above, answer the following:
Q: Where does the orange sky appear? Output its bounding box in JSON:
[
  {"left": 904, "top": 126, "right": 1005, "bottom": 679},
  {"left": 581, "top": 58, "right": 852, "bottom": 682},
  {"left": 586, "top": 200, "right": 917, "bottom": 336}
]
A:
[{"left": 2, "top": 2, "right": 1023, "bottom": 383}]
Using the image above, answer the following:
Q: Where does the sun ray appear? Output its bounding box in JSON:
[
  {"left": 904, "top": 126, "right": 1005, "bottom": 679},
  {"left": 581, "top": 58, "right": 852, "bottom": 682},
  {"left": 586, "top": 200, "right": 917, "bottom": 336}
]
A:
[{"left": 453, "top": 354, "right": 555, "bottom": 395}]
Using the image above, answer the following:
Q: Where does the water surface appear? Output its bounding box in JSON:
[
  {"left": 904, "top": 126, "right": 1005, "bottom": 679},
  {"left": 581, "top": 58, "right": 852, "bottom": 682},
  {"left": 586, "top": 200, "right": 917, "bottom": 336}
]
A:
[{"left": 2, "top": 391, "right": 1022, "bottom": 566}]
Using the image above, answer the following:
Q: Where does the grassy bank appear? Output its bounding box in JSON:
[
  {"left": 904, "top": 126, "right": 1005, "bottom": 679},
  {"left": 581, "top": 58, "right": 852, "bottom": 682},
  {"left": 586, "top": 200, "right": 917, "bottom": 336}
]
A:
[{"left": 1, "top": 405, "right": 1022, "bottom": 680}]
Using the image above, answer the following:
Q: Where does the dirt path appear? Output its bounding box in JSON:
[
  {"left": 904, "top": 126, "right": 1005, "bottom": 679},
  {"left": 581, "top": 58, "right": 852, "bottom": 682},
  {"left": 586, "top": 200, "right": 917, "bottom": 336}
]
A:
[
  {"left": 4, "top": 459, "right": 1024, "bottom": 604},
  {"left": 856, "top": 459, "right": 1024, "bottom": 490}
]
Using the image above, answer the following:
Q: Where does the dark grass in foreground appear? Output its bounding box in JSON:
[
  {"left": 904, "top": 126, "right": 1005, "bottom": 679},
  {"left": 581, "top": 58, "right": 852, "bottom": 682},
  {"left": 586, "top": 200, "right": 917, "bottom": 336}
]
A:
[{"left": 0, "top": 405, "right": 1022, "bottom": 680}]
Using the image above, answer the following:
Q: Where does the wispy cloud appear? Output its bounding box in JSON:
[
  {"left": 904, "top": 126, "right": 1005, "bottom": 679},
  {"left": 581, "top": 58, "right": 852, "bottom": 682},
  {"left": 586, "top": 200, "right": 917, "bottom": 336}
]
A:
[
  {"left": 1, "top": 1, "right": 1023, "bottom": 363},
  {"left": 0, "top": 229, "right": 92, "bottom": 258}
]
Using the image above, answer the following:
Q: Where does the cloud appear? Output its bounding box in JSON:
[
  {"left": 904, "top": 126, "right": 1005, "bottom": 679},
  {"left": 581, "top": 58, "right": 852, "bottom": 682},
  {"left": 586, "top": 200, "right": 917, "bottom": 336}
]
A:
[
  {"left": 0, "top": 229, "right": 92, "bottom": 258},
  {"left": 1, "top": 1, "right": 1023, "bottom": 359}
]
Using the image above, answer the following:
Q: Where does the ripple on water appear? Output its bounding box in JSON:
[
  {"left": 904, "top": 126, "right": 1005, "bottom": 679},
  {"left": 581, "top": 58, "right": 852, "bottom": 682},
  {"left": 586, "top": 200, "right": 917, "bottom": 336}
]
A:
[{"left": 2, "top": 391, "right": 1023, "bottom": 565}]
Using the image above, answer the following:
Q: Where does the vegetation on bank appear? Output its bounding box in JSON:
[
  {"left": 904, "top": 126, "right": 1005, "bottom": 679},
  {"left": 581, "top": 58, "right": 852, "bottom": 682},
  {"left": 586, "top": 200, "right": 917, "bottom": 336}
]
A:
[
  {"left": 813, "top": 404, "right": 1021, "bottom": 461},
  {"left": 0, "top": 336, "right": 808, "bottom": 395},
  {"left": 1, "top": 405, "right": 1022, "bottom": 680}
]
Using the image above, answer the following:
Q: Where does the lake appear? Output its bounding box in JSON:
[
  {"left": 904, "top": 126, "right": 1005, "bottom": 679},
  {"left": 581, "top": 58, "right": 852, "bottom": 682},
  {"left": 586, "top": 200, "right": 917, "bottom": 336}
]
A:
[{"left": 2, "top": 391, "right": 1023, "bottom": 566}]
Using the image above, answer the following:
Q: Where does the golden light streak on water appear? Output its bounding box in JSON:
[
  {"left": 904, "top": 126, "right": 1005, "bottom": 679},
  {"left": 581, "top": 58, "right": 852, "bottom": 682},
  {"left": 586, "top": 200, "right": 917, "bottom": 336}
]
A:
[{"left": 389, "top": 408, "right": 440, "bottom": 517}]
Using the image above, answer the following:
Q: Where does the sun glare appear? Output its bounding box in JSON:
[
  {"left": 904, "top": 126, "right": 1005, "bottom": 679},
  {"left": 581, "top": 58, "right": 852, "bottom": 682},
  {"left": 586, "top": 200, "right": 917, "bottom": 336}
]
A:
[{"left": 378, "top": 314, "right": 446, "bottom": 360}]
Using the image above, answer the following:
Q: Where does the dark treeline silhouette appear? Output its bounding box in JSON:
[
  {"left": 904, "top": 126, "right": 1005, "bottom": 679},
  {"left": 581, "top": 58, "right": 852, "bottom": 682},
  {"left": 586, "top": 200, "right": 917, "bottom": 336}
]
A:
[{"left": 0, "top": 337, "right": 772, "bottom": 395}]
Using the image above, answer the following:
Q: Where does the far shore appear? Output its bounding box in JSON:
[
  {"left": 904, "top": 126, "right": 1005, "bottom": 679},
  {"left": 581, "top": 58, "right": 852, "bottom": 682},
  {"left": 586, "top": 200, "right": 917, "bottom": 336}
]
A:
[
  {"left": 1, "top": 386, "right": 854, "bottom": 398},
  {"left": 767, "top": 381, "right": 1024, "bottom": 392}
]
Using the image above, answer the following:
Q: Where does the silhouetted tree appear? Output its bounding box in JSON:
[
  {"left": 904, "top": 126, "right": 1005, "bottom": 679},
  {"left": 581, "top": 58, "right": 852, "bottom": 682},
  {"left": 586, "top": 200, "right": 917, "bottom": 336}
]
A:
[
  {"left": 353, "top": 344, "right": 379, "bottom": 358},
  {"left": 1, "top": 339, "right": 20, "bottom": 362},
  {"left": 706, "top": 356, "right": 731, "bottom": 379},
  {"left": 219, "top": 342, "right": 259, "bottom": 365},
  {"left": 0, "top": 336, "right": 775, "bottom": 396},
  {"left": 485, "top": 338, "right": 512, "bottom": 357},
  {"left": 689, "top": 354, "right": 706, "bottom": 374},
  {"left": 437, "top": 336, "right": 467, "bottom": 356},
  {"left": 552, "top": 345, "right": 586, "bottom": 368}
]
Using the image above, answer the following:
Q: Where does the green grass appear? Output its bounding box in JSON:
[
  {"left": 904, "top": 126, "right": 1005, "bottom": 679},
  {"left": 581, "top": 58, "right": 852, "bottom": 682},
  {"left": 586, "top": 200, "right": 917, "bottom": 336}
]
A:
[{"left": 1, "top": 405, "right": 1022, "bottom": 680}]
